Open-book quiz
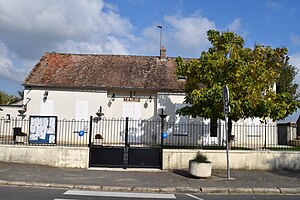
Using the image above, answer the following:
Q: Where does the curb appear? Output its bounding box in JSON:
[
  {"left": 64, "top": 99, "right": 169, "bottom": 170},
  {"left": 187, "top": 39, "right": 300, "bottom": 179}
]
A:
[{"left": 0, "top": 180, "right": 300, "bottom": 194}]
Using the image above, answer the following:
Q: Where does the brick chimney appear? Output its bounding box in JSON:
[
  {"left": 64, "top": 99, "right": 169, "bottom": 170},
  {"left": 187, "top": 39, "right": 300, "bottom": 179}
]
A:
[{"left": 160, "top": 46, "right": 166, "bottom": 60}]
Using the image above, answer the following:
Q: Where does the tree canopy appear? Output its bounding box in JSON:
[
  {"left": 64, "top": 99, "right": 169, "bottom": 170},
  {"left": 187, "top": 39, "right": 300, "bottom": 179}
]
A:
[
  {"left": 276, "top": 57, "right": 299, "bottom": 100},
  {"left": 0, "top": 91, "right": 22, "bottom": 105},
  {"left": 176, "top": 30, "right": 300, "bottom": 121}
]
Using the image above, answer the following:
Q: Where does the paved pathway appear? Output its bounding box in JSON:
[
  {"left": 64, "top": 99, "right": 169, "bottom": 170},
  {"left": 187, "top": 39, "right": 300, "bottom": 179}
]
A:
[{"left": 0, "top": 162, "right": 299, "bottom": 194}]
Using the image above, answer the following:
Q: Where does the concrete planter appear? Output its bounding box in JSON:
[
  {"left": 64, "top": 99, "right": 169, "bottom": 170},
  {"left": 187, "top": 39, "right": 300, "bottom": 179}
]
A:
[
  {"left": 189, "top": 160, "right": 212, "bottom": 178},
  {"left": 94, "top": 138, "right": 103, "bottom": 145}
]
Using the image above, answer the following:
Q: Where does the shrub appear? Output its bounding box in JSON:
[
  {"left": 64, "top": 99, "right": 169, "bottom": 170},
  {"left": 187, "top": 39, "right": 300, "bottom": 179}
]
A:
[
  {"left": 191, "top": 152, "right": 211, "bottom": 163},
  {"left": 94, "top": 134, "right": 103, "bottom": 139}
]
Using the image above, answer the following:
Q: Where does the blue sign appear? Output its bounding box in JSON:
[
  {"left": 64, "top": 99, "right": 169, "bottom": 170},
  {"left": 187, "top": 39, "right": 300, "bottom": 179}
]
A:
[
  {"left": 79, "top": 130, "right": 85, "bottom": 136},
  {"left": 162, "top": 132, "right": 168, "bottom": 138}
]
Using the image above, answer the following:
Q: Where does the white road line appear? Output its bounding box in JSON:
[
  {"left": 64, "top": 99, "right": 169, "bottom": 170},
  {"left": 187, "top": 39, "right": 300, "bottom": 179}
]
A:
[
  {"left": 54, "top": 199, "right": 78, "bottom": 200},
  {"left": 186, "top": 193, "right": 204, "bottom": 200},
  {"left": 64, "top": 190, "right": 176, "bottom": 199}
]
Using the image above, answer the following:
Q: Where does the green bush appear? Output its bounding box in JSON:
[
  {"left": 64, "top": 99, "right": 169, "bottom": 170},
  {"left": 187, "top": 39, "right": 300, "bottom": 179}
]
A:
[{"left": 191, "top": 152, "right": 211, "bottom": 163}]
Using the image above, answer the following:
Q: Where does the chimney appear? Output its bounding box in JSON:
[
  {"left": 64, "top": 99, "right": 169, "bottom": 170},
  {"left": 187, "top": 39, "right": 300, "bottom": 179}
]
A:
[{"left": 160, "top": 46, "right": 166, "bottom": 60}]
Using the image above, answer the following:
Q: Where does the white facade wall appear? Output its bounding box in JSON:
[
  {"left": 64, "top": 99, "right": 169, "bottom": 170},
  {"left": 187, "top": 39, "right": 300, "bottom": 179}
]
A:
[
  {"left": 24, "top": 88, "right": 158, "bottom": 120},
  {"left": 20, "top": 88, "right": 278, "bottom": 148},
  {"left": 0, "top": 106, "right": 22, "bottom": 119}
]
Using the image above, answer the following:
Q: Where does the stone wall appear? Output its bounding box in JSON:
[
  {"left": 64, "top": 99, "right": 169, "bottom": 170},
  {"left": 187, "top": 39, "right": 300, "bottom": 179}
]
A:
[{"left": 163, "top": 149, "right": 300, "bottom": 170}]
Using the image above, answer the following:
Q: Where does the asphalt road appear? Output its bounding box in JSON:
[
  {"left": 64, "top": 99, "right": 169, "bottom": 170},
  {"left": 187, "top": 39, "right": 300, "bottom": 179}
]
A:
[{"left": 0, "top": 186, "right": 300, "bottom": 200}]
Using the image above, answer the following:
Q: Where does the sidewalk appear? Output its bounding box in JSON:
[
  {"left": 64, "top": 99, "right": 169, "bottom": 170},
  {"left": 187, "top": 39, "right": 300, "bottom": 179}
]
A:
[{"left": 0, "top": 162, "right": 299, "bottom": 194}]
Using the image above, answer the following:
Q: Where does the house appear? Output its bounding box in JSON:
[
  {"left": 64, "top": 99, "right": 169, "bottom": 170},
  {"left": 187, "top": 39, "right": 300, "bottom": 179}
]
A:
[{"left": 23, "top": 48, "right": 187, "bottom": 121}]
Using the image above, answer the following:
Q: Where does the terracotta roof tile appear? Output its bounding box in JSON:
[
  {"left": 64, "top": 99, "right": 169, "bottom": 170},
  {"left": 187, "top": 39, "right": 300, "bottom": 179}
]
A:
[{"left": 24, "top": 52, "right": 186, "bottom": 92}]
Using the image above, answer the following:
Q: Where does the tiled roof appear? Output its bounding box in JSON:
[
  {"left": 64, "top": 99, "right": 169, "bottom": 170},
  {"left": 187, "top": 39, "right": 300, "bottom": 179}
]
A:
[{"left": 24, "top": 52, "right": 186, "bottom": 92}]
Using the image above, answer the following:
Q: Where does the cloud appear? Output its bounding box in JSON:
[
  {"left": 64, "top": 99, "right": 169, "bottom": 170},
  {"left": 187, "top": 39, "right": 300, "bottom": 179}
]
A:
[
  {"left": 291, "top": 34, "right": 300, "bottom": 46},
  {"left": 226, "top": 18, "right": 249, "bottom": 39},
  {"left": 129, "top": 26, "right": 162, "bottom": 56},
  {"left": 163, "top": 14, "right": 216, "bottom": 57},
  {"left": 0, "top": 42, "right": 28, "bottom": 82},
  {"left": 265, "top": 0, "right": 281, "bottom": 11},
  {"left": 126, "top": 13, "right": 216, "bottom": 58},
  {"left": 228, "top": 18, "right": 241, "bottom": 32},
  {"left": 289, "top": 52, "right": 300, "bottom": 85},
  {"left": 0, "top": 0, "right": 136, "bottom": 87},
  {"left": 0, "top": 0, "right": 133, "bottom": 60},
  {"left": 56, "top": 40, "right": 104, "bottom": 54}
]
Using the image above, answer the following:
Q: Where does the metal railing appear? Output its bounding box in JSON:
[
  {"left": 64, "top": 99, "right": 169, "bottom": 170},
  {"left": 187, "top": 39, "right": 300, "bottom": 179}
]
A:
[{"left": 0, "top": 117, "right": 299, "bottom": 150}]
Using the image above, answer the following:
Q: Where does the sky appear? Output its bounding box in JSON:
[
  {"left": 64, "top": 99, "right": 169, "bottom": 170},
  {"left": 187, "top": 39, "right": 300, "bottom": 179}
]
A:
[{"left": 0, "top": 0, "right": 300, "bottom": 98}]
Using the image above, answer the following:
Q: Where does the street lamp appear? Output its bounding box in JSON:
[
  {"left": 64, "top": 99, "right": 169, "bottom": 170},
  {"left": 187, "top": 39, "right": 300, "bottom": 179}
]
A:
[{"left": 157, "top": 25, "right": 163, "bottom": 51}]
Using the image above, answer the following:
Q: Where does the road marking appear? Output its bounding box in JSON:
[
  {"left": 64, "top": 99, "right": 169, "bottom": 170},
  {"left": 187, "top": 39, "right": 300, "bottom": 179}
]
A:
[
  {"left": 186, "top": 194, "right": 204, "bottom": 200},
  {"left": 54, "top": 199, "right": 78, "bottom": 200},
  {"left": 64, "top": 190, "right": 176, "bottom": 199}
]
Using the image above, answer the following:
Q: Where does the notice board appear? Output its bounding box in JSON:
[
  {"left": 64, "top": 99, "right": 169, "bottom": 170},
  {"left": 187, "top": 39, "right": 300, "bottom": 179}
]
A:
[{"left": 29, "top": 116, "right": 57, "bottom": 144}]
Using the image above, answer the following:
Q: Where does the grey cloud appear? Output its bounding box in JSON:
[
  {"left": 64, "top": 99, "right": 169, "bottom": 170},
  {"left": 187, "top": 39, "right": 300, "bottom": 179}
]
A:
[{"left": 0, "top": 42, "right": 29, "bottom": 82}]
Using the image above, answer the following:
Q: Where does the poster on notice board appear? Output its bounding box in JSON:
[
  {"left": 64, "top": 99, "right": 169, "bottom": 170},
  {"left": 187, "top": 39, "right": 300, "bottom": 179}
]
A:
[{"left": 29, "top": 116, "right": 57, "bottom": 144}]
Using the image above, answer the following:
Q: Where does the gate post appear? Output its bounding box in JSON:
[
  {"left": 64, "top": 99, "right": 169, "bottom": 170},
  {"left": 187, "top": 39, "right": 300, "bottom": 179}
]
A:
[
  {"left": 88, "top": 116, "right": 93, "bottom": 147},
  {"left": 88, "top": 115, "right": 93, "bottom": 168},
  {"left": 125, "top": 117, "right": 129, "bottom": 147},
  {"left": 159, "top": 109, "right": 167, "bottom": 148},
  {"left": 123, "top": 117, "right": 129, "bottom": 169},
  {"left": 159, "top": 109, "right": 167, "bottom": 169}
]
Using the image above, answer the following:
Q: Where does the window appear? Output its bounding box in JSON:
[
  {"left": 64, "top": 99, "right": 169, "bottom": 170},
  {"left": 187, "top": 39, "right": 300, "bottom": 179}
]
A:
[
  {"left": 75, "top": 100, "right": 89, "bottom": 120},
  {"left": 122, "top": 102, "right": 141, "bottom": 119}
]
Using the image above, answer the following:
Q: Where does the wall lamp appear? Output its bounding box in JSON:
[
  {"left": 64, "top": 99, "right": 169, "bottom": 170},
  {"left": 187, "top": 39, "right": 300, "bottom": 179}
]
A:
[
  {"left": 43, "top": 91, "right": 49, "bottom": 102},
  {"left": 96, "top": 106, "right": 104, "bottom": 117},
  {"left": 149, "top": 95, "right": 153, "bottom": 103},
  {"left": 111, "top": 93, "right": 115, "bottom": 101},
  {"left": 94, "top": 106, "right": 104, "bottom": 122}
]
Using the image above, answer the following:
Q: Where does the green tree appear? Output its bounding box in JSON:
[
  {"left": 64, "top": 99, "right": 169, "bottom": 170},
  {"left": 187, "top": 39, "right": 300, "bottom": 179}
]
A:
[
  {"left": 0, "top": 91, "right": 20, "bottom": 105},
  {"left": 176, "top": 30, "right": 300, "bottom": 121},
  {"left": 276, "top": 57, "right": 299, "bottom": 100}
]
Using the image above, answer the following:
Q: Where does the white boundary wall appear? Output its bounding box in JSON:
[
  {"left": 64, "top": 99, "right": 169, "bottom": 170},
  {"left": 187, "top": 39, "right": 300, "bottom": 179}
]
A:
[
  {"left": 1, "top": 145, "right": 299, "bottom": 170},
  {"left": 163, "top": 149, "right": 300, "bottom": 170},
  {"left": 0, "top": 145, "right": 88, "bottom": 168}
]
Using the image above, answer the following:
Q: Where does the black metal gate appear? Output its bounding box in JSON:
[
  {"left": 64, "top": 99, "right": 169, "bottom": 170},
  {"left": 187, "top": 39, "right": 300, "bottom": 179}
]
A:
[{"left": 88, "top": 116, "right": 163, "bottom": 169}]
